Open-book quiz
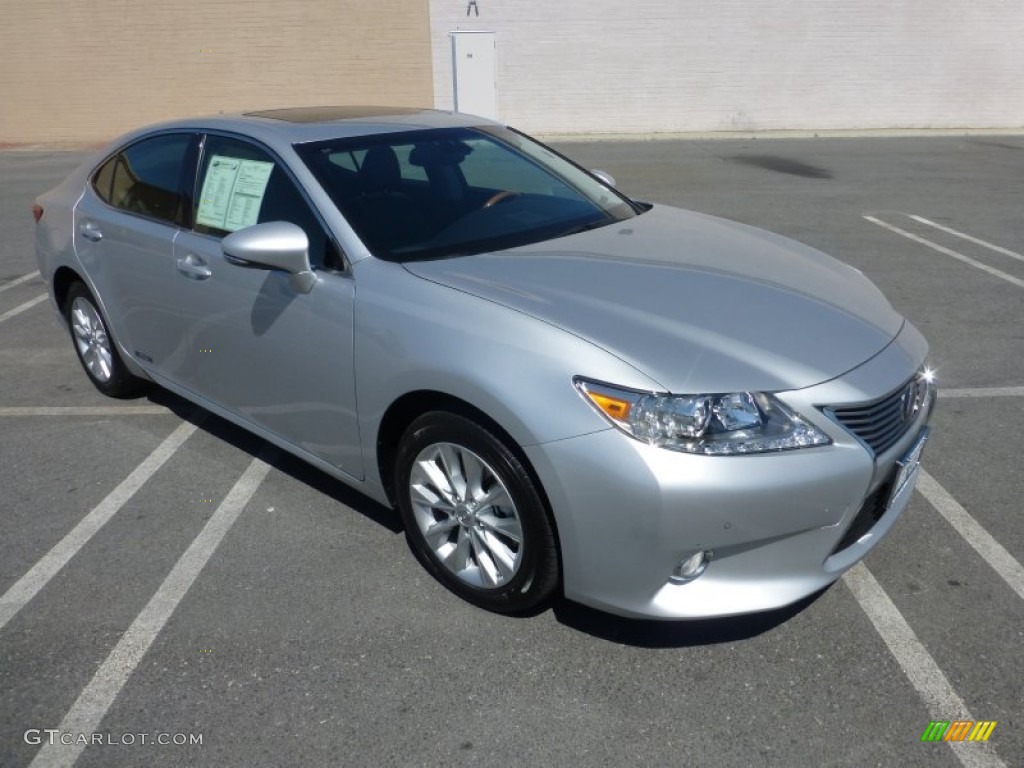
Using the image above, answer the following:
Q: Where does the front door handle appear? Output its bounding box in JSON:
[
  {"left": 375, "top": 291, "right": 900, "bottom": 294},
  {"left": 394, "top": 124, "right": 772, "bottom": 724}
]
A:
[
  {"left": 78, "top": 221, "right": 103, "bottom": 242},
  {"left": 176, "top": 254, "right": 212, "bottom": 280}
]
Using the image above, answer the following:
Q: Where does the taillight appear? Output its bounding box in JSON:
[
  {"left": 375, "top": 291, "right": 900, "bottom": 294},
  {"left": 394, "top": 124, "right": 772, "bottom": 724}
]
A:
[{"left": 31, "top": 204, "right": 44, "bottom": 223}]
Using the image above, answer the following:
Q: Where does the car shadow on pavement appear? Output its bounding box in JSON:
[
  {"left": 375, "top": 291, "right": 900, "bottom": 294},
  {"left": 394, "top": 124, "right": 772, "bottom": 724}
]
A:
[
  {"left": 550, "top": 588, "right": 830, "bottom": 648},
  {"left": 145, "top": 388, "right": 402, "bottom": 534}
]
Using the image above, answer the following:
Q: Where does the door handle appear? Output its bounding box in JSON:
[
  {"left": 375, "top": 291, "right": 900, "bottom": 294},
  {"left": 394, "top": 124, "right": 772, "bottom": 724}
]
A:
[
  {"left": 78, "top": 221, "right": 103, "bottom": 242},
  {"left": 176, "top": 254, "right": 212, "bottom": 280}
]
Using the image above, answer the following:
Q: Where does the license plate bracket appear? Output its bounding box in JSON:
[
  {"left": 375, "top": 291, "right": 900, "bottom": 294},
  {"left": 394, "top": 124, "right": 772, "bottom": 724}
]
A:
[{"left": 887, "top": 426, "right": 930, "bottom": 508}]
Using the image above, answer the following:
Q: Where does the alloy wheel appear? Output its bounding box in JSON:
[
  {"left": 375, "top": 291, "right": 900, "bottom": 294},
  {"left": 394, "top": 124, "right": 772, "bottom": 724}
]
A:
[
  {"left": 70, "top": 296, "right": 114, "bottom": 383},
  {"left": 408, "top": 442, "right": 524, "bottom": 589}
]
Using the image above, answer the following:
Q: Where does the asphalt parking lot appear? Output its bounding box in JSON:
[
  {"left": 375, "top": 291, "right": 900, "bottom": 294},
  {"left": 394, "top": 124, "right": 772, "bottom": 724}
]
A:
[{"left": 1, "top": 134, "right": 1022, "bottom": 768}]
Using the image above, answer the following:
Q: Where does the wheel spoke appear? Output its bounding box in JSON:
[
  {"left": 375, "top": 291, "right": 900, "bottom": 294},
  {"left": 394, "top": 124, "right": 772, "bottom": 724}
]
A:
[
  {"left": 413, "top": 457, "right": 457, "bottom": 506},
  {"left": 96, "top": 346, "right": 113, "bottom": 379},
  {"left": 74, "top": 303, "right": 95, "bottom": 330},
  {"left": 423, "top": 516, "right": 459, "bottom": 548},
  {"left": 71, "top": 315, "right": 91, "bottom": 341},
  {"left": 475, "top": 528, "right": 516, "bottom": 583},
  {"left": 469, "top": 528, "right": 502, "bottom": 586},
  {"left": 85, "top": 346, "right": 100, "bottom": 376},
  {"left": 410, "top": 480, "right": 454, "bottom": 512},
  {"left": 437, "top": 444, "right": 467, "bottom": 501},
  {"left": 474, "top": 484, "right": 513, "bottom": 512},
  {"left": 443, "top": 526, "right": 473, "bottom": 573},
  {"left": 462, "top": 451, "right": 486, "bottom": 499},
  {"left": 477, "top": 512, "right": 522, "bottom": 545}
]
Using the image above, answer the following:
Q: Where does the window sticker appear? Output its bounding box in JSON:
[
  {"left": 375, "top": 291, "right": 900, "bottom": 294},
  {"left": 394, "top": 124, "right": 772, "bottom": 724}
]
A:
[{"left": 196, "top": 155, "right": 274, "bottom": 232}]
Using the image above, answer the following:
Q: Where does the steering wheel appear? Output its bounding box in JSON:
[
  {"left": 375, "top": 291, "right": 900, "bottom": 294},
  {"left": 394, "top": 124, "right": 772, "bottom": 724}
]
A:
[{"left": 482, "top": 190, "right": 521, "bottom": 209}]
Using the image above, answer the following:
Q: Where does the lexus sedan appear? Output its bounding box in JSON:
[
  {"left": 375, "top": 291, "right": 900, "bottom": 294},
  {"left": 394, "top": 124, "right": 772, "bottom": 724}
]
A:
[{"left": 34, "top": 107, "right": 935, "bottom": 619}]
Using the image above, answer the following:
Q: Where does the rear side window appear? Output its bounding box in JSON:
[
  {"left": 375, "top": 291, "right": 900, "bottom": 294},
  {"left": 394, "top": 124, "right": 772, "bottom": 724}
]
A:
[{"left": 91, "top": 134, "right": 193, "bottom": 226}]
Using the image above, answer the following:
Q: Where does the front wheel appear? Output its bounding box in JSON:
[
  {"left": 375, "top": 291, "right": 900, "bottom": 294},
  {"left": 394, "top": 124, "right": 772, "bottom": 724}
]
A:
[
  {"left": 394, "top": 411, "right": 559, "bottom": 614},
  {"left": 64, "top": 282, "right": 147, "bottom": 398}
]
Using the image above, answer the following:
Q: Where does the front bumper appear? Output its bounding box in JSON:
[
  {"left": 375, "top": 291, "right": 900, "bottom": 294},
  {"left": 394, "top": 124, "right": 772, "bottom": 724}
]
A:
[{"left": 526, "top": 323, "right": 934, "bottom": 620}]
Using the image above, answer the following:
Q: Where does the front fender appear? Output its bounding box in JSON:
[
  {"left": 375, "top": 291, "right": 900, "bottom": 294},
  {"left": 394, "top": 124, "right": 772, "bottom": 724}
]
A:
[{"left": 352, "top": 259, "right": 660, "bottom": 501}]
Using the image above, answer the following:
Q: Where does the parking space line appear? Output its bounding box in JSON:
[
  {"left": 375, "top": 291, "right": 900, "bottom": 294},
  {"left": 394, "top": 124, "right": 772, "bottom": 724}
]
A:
[
  {"left": 844, "top": 563, "right": 1006, "bottom": 768},
  {"left": 27, "top": 451, "right": 275, "bottom": 768},
  {"left": 939, "top": 387, "right": 1024, "bottom": 398},
  {"left": 0, "top": 293, "right": 48, "bottom": 324},
  {"left": 917, "top": 469, "right": 1024, "bottom": 602},
  {"left": 864, "top": 216, "right": 1024, "bottom": 290},
  {"left": 0, "top": 418, "right": 201, "bottom": 633},
  {"left": 909, "top": 216, "right": 1024, "bottom": 264},
  {"left": 0, "top": 271, "right": 40, "bottom": 294},
  {"left": 0, "top": 406, "right": 170, "bottom": 417}
]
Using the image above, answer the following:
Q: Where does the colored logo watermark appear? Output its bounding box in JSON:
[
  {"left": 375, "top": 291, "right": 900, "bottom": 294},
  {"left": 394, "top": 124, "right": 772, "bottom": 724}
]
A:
[{"left": 921, "top": 720, "right": 996, "bottom": 742}]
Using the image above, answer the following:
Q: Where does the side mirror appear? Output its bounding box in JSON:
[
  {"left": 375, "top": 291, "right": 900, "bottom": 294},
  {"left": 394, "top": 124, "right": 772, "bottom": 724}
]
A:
[
  {"left": 591, "top": 169, "right": 617, "bottom": 188},
  {"left": 222, "top": 221, "right": 317, "bottom": 293}
]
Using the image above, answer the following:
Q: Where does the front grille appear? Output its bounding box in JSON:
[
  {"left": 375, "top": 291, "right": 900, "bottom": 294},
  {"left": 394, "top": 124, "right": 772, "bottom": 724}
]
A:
[
  {"left": 831, "top": 474, "right": 893, "bottom": 554},
  {"left": 827, "top": 374, "right": 925, "bottom": 456}
]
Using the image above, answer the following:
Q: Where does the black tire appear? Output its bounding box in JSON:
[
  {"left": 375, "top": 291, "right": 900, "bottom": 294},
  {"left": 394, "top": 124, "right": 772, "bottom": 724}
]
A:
[
  {"left": 64, "top": 281, "right": 147, "bottom": 398},
  {"left": 394, "top": 411, "right": 559, "bottom": 614}
]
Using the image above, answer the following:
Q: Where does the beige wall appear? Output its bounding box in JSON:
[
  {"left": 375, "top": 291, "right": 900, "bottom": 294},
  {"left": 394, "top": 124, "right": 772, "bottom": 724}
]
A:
[{"left": 0, "top": 0, "right": 433, "bottom": 147}]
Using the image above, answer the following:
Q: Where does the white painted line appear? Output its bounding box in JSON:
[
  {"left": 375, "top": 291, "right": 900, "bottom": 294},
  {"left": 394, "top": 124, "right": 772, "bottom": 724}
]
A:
[
  {"left": 939, "top": 387, "right": 1024, "bottom": 399},
  {"left": 0, "top": 271, "right": 41, "bottom": 294},
  {"left": 0, "top": 293, "right": 48, "bottom": 324},
  {"left": 0, "top": 419, "right": 201, "bottom": 633},
  {"left": 910, "top": 216, "right": 1024, "bottom": 265},
  {"left": 917, "top": 469, "right": 1024, "bottom": 602},
  {"left": 0, "top": 406, "right": 170, "bottom": 417},
  {"left": 28, "top": 451, "right": 274, "bottom": 768},
  {"left": 864, "top": 216, "right": 1024, "bottom": 290},
  {"left": 844, "top": 563, "right": 1006, "bottom": 768}
]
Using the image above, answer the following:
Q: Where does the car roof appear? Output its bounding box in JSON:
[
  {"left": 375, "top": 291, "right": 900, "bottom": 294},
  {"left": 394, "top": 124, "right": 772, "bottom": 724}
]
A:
[{"left": 122, "top": 106, "right": 499, "bottom": 148}]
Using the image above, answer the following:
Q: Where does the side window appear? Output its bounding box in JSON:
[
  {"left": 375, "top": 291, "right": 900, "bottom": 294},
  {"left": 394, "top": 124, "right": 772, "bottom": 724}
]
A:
[
  {"left": 194, "top": 136, "right": 335, "bottom": 269},
  {"left": 326, "top": 149, "right": 365, "bottom": 173},
  {"left": 459, "top": 137, "right": 571, "bottom": 198},
  {"left": 393, "top": 145, "right": 428, "bottom": 182},
  {"left": 91, "top": 134, "right": 193, "bottom": 226}
]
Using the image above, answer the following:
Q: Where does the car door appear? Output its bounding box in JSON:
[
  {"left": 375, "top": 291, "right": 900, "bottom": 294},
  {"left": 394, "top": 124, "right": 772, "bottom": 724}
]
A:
[
  {"left": 171, "top": 133, "right": 362, "bottom": 478},
  {"left": 74, "top": 132, "right": 198, "bottom": 381}
]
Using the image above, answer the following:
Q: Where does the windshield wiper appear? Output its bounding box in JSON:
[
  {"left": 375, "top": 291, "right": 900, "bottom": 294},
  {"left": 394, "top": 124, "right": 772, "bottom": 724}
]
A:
[{"left": 555, "top": 218, "right": 613, "bottom": 239}]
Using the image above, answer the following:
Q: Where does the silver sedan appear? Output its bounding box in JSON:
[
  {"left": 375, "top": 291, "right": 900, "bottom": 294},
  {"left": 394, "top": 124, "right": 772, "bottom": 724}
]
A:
[{"left": 34, "top": 107, "right": 935, "bottom": 619}]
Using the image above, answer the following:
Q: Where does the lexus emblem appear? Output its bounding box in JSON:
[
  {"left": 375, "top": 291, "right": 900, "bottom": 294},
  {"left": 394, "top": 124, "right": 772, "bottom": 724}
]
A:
[{"left": 900, "top": 377, "right": 927, "bottom": 423}]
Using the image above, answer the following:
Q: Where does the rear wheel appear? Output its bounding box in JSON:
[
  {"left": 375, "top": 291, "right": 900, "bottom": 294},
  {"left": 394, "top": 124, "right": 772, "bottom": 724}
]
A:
[
  {"left": 395, "top": 411, "right": 559, "bottom": 614},
  {"left": 65, "top": 282, "right": 147, "bottom": 398}
]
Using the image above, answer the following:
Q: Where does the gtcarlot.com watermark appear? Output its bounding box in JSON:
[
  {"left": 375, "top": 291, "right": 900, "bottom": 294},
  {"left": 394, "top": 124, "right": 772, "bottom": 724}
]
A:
[{"left": 25, "top": 729, "right": 203, "bottom": 747}]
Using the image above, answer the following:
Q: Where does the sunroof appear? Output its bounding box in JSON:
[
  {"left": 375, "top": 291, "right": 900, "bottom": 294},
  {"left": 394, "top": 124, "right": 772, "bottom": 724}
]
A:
[{"left": 245, "top": 106, "right": 429, "bottom": 123}]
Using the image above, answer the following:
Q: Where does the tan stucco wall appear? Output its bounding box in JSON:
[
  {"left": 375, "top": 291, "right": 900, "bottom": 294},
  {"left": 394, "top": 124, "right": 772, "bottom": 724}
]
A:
[{"left": 0, "top": 0, "right": 433, "bottom": 147}]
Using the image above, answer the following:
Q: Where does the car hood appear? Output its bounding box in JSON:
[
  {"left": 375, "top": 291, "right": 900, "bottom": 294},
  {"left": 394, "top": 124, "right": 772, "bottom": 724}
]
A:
[{"left": 403, "top": 205, "right": 904, "bottom": 393}]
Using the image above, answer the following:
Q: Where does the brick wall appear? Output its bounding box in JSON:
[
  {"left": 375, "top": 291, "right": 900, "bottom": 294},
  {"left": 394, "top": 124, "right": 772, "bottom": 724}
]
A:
[
  {"left": 0, "top": 0, "right": 433, "bottom": 146},
  {"left": 428, "top": 0, "right": 1024, "bottom": 134}
]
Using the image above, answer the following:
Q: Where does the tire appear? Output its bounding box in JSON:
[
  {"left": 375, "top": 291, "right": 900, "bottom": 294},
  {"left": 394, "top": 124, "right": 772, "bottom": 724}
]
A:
[
  {"left": 394, "top": 411, "right": 559, "bottom": 614},
  {"left": 64, "top": 282, "right": 147, "bottom": 398}
]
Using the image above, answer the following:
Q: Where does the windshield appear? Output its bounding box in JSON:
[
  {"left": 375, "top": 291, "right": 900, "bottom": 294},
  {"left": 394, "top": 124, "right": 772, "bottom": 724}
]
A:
[{"left": 295, "top": 126, "right": 639, "bottom": 261}]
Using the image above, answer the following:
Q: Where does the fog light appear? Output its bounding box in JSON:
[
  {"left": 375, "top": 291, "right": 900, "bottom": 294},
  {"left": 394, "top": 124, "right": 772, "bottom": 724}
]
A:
[{"left": 670, "top": 550, "right": 713, "bottom": 584}]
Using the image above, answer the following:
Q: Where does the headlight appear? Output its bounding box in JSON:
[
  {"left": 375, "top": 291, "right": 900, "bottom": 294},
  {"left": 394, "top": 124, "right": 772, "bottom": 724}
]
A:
[{"left": 575, "top": 378, "right": 832, "bottom": 455}]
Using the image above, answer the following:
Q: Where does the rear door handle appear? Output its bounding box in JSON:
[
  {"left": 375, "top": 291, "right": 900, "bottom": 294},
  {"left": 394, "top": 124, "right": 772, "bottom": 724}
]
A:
[
  {"left": 78, "top": 221, "right": 103, "bottom": 242},
  {"left": 176, "top": 254, "right": 212, "bottom": 280}
]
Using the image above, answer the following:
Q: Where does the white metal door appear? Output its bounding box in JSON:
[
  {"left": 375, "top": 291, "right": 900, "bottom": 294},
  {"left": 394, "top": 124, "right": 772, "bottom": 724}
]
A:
[{"left": 451, "top": 31, "right": 497, "bottom": 119}]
